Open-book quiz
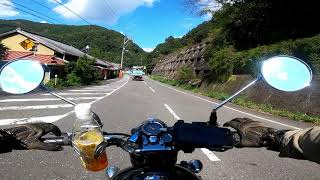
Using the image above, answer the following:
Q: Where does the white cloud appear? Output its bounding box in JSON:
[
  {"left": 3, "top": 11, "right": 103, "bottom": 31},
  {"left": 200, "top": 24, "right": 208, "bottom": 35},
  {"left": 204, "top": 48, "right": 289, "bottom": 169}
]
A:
[
  {"left": 202, "top": 13, "right": 212, "bottom": 21},
  {"left": 53, "top": 0, "right": 158, "bottom": 24},
  {"left": 142, "top": 47, "right": 154, "bottom": 52},
  {"left": 201, "top": 0, "right": 221, "bottom": 12},
  {"left": 0, "top": 0, "right": 19, "bottom": 17},
  {"left": 40, "top": 20, "right": 48, "bottom": 23},
  {"left": 0, "top": 66, "right": 41, "bottom": 94},
  {"left": 48, "top": 0, "right": 62, "bottom": 3}
]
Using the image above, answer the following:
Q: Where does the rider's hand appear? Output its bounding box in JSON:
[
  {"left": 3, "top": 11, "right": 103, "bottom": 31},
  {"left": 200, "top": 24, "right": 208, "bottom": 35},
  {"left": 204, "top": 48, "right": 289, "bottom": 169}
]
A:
[
  {"left": 5, "top": 123, "right": 63, "bottom": 151},
  {"left": 223, "top": 118, "right": 278, "bottom": 147}
]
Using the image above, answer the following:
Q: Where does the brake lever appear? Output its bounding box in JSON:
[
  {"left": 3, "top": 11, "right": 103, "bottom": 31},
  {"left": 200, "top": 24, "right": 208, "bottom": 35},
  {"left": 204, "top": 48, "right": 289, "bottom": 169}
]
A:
[{"left": 92, "top": 112, "right": 103, "bottom": 128}]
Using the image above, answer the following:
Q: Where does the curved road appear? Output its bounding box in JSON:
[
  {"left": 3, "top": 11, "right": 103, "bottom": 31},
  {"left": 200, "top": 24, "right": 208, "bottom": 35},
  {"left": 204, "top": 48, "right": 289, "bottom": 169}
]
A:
[{"left": 0, "top": 75, "right": 318, "bottom": 179}]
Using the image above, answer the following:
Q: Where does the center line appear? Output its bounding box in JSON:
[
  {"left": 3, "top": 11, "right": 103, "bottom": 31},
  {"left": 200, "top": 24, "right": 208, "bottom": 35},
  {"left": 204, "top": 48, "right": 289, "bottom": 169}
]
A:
[
  {"left": 164, "top": 104, "right": 180, "bottom": 120},
  {"left": 149, "top": 87, "right": 156, "bottom": 93},
  {"left": 163, "top": 103, "right": 221, "bottom": 162}
]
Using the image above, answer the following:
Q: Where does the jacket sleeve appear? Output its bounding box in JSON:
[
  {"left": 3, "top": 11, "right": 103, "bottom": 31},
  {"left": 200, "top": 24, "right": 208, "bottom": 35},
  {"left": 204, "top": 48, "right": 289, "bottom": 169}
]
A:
[{"left": 279, "top": 126, "right": 320, "bottom": 164}]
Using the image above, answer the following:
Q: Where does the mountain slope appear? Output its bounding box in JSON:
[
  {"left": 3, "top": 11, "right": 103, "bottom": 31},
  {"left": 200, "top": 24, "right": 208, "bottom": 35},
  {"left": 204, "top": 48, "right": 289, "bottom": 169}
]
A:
[{"left": 0, "top": 19, "right": 147, "bottom": 66}]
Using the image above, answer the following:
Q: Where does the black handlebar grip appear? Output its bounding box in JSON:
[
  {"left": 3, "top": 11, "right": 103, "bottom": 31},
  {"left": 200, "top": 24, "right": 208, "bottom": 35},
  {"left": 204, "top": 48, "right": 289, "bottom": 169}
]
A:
[{"left": 173, "top": 120, "right": 234, "bottom": 152}]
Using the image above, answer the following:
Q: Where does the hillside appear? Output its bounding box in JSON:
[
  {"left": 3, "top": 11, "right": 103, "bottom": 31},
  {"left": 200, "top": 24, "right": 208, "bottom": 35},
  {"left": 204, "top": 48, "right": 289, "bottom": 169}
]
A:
[
  {"left": 0, "top": 19, "right": 147, "bottom": 67},
  {"left": 149, "top": 0, "right": 320, "bottom": 77},
  {"left": 150, "top": 20, "right": 214, "bottom": 58}
]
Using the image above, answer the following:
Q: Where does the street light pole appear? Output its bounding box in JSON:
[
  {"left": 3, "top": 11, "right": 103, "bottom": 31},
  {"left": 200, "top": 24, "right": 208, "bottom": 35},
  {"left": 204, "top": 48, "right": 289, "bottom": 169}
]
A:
[{"left": 120, "top": 36, "right": 130, "bottom": 69}]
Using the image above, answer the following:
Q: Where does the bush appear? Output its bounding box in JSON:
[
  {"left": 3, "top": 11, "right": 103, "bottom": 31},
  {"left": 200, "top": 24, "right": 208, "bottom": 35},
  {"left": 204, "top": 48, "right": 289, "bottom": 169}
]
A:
[
  {"left": 65, "top": 56, "right": 102, "bottom": 85},
  {"left": 176, "top": 66, "right": 196, "bottom": 83},
  {"left": 207, "top": 48, "right": 235, "bottom": 82},
  {"left": 205, "top": 34, "right": 320, "bottom": 82},
  {"left": 45, "top": 79, "right": 64, "bottom": 89},
  {"left": 65, "top": 73, "right": 81, "bottom": 87}
]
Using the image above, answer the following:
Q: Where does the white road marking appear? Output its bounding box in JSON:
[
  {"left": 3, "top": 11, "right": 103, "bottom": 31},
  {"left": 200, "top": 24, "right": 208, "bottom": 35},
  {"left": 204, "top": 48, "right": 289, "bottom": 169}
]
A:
[
  {"left": 144, "top": 81, "right": 148, "bottom": 85},
  {"left": 0, "top": 112, "right": 74, "bottom": 125},
  {"left": 149, "top": 87, "right": 156, "bottom": 93},
  {"left": 0, "top": 97, "right": 99, "bottom": 102},
  {"left": 68, "top": 90, "right": 111, "bottom": 92},
  {"left": 151, "top": 78, "right": 301, "bottom": 130},
  {"left": 164, "top": 104, "right": 181, "bottom": 120},
  {"left": 84, "top": 86, "right": 109, "bottom": 89},
  {"left": 42, "top": 92, "right": 108, "bottom": 96},
  {"left": 90, "top": 78, "right": 130, "bottom": 104},
  {"left": 163, "top": 103, "right": 221, "bottom": 162},
  {"left": 0, "top": 104, "right": 73, "bottom": 111},
  {"left": 0, "top": 77, "right": 130, "bottom": 125},
  {"left": 201, "top": 148, "right": 221, "bottom": 161}
]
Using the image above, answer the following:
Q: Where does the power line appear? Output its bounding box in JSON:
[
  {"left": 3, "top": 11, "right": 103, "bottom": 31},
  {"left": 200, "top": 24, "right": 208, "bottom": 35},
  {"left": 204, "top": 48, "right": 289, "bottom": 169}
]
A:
[
  {"left": 103, "top": 0, "right": 117, "bottom": 19},
  {"left": 101, "top": 1, "right": 116, "bottom": 20},
  {"left": 11, "top": 1, "right": 63, "bottom": 24},
  {"left": 0, "top": 2, "right": 56, "bottom": 24},
  {"left": 51, "top": 0, "right": 93, "bottom": 25},
  {"left": 27, "top": 0, "right": 53, "bottom": 11}
]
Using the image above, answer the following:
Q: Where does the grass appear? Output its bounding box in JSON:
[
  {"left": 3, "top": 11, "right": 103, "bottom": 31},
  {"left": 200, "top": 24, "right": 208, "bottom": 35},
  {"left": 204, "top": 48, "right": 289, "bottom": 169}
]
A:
[{"left": 150, "top": 75, "right": 320, "bottom": 124}]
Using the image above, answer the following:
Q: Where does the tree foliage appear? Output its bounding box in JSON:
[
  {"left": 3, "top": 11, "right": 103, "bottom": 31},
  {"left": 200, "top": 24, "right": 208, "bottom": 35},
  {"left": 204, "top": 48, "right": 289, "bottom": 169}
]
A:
[
  {"left": 206, "top": 0, "right": 319, "bottom": 49},
  {"left": 65, "top": 56, "right": 102, "bottom": 85},
  {"left": 0, "top": 43, "right": 7, "bottom": 60}
]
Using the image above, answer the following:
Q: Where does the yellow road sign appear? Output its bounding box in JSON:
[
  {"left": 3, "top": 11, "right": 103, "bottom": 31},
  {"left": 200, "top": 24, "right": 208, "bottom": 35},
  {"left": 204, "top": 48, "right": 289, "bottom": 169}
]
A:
[{"left": 19, "top": 39, "right": 34, "bottom": 50}]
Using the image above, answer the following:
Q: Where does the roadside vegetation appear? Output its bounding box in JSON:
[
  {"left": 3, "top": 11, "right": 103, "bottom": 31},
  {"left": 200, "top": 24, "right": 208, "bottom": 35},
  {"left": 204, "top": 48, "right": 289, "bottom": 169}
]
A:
[
  {"left": 151, "top": 75, "right": 320, "bottom": 124},
  {"left": 150, "top": 0, "right": 320, "bottom": 82},
  {"left": 0, "top": 43, "right": 7, "bottom": 60},
  {"left": 46, "top": 56, "right": 102, "bottom": 89}
]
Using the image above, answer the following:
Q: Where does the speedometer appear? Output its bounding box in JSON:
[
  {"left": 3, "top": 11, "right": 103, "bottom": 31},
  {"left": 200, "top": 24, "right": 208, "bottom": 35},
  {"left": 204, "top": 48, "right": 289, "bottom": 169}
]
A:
[{"left": 141, "top": 121, "right": 164, "bottom": 136}]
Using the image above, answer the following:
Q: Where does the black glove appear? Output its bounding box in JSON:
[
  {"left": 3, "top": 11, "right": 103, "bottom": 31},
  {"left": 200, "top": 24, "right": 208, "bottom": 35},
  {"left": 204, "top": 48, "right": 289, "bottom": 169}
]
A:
[
  {"left": 223, "top": 118, "right": 278, "bottom": 147},
  {"left": 0, "top": 123, "right": 63, "bottom": 153}
]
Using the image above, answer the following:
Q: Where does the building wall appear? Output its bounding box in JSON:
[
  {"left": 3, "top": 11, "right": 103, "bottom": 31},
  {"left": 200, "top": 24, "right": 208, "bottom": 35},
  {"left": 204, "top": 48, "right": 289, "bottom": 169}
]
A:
[
  {"left": 1, "top": 34, "right": 54, "bottom": 55},
  {"left": 152, "top": 41, "right": 211, "bottom": 79}
]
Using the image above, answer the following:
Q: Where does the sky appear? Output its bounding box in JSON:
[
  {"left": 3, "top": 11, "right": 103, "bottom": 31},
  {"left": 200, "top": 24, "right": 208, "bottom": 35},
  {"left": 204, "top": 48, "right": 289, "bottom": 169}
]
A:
[{"left": 0, "top": 0, "right": 214, "bottom": 52}]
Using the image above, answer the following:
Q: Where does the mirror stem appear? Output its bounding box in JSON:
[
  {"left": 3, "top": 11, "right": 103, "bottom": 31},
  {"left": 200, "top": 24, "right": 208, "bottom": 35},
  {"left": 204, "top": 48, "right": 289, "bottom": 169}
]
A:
[
  {"left": 213, "top": 76, "right": 262, "bottom": 111},
  {"left": 40, "top": 85, "right": 77, "bottom": 106}
]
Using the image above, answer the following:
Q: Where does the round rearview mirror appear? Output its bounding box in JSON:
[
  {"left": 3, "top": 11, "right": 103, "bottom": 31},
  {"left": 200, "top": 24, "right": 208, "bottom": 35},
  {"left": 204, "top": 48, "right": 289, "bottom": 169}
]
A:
[
  {"left": 0, "top": 59, "right": 45, "bottom": 94},
  {"left": 261, "top": 56, "right": 312, "bottom": 92}
]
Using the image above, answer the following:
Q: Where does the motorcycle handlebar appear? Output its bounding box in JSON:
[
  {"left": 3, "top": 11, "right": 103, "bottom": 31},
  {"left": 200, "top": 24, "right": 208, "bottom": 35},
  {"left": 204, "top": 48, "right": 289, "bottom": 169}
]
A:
[
  {"left": 43, "top": 132, "right": 128, "bottom": 147},
  {"left": 43, "top": 133, "right": 72, "bottom": 146}
]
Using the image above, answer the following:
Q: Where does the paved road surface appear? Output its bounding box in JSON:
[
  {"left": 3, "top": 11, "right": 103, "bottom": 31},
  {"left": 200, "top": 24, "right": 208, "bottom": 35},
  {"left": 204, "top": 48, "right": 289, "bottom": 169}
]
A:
[{"left": 0, "top": 75, "right": 318, "bottom": 179}]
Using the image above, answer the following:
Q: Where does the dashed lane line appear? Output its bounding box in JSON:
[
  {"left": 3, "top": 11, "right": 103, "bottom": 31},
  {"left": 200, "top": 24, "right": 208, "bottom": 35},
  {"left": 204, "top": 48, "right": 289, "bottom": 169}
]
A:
[
  {"left": 149, "top": 87, "right": 156, "bottom": 93},
  {"left": 164, "top": 104, "right": 180, "bottom": 120},
  {"left": 163, "top": 103, "right": 221, "bottom": 162},
  {"left": 151, "top": 78, "right": 301, "bottom": 130}
]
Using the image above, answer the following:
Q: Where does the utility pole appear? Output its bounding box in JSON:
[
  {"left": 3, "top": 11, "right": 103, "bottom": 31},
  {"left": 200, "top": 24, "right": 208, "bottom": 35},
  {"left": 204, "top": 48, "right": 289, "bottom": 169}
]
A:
[{"left": 120, "top": 36, "right": 130, "bottom": 69}]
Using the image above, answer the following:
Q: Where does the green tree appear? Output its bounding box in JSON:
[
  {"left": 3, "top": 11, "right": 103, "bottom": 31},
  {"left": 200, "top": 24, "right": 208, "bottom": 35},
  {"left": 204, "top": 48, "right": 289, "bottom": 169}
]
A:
[
  {"left": 187, "top": 0, "right": 320, "bottom": 50},
  {"left": 65, "top": 56, "right": 102, "bottom": 85},
  {"left": 0, "top": 43, "right": 7, "bottom": 60}
]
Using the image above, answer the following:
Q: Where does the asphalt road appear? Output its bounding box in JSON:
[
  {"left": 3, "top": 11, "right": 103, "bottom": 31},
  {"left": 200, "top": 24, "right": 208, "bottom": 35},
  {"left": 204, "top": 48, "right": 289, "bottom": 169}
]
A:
[{"left": 0, "top": 75, "right": 318, "bottom": 179}]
